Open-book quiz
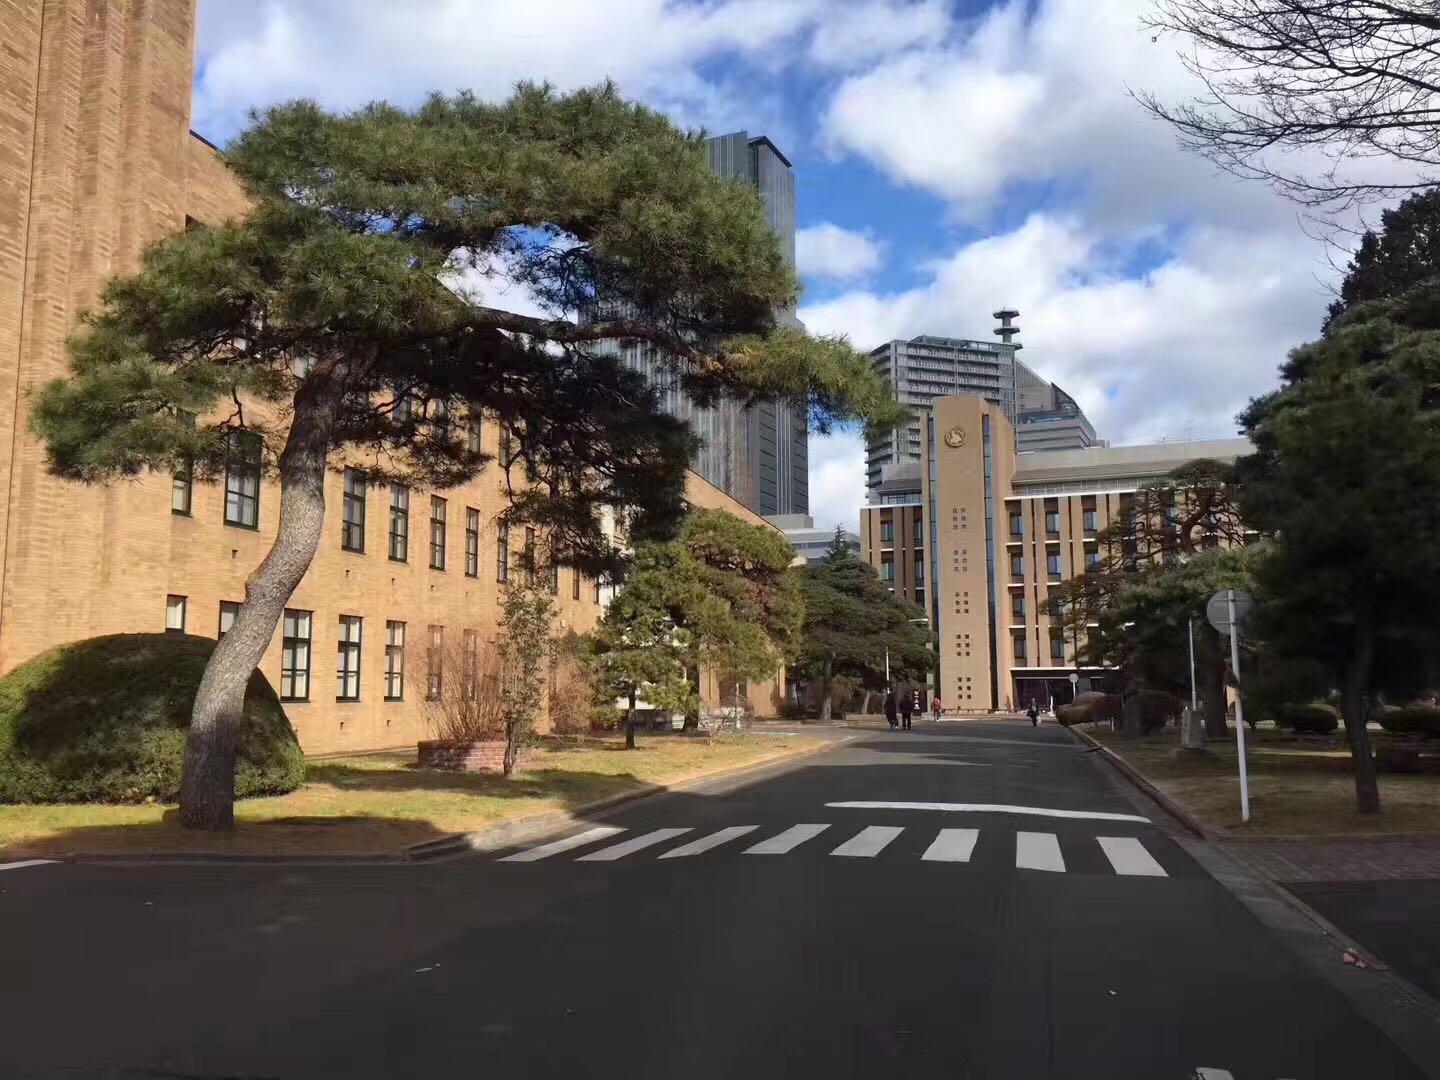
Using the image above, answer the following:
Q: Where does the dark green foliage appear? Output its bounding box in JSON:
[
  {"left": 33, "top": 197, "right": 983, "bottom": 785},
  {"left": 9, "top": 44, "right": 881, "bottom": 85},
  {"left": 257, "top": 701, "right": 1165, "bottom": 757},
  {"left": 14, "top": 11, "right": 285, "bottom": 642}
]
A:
[
  {"left": 1378, "top": 706, "right": 1440, "bottom": 738},
  {"left": 1325, "top": 191, "right": 1440, "bottom": 332},
  {"left": 0, "top": 634, "right": 303, "bottom": 803},
  {"left": 1277, "top": 703, "right": 1341, "bottom": 735},
  {"left": 1131, "top": 689, "right": 1184, "bottom": 733}
]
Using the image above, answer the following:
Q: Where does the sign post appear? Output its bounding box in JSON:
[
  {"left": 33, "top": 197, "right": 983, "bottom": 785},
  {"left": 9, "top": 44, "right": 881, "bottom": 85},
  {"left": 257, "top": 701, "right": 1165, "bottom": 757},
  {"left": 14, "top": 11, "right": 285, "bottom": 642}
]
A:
[{"left": 1207, "top": 589, "right": 1254, "bottom": 823}]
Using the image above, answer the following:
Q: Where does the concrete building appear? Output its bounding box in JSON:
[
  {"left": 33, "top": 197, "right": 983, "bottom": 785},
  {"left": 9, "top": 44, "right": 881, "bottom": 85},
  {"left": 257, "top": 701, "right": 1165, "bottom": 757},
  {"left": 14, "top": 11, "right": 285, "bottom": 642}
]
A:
[
  {"left": 0, "top": 0, "right": 784, "bottom": 755},
  {"left": 861, "top": 393, "right": 1249, "bottom": 712},
  {"left": 765, "top": 515, "right": 859, "bottom": 565},
  {"left": 1014, "top": 361, "right": 1102, "bottom": 454},
  {"left": 612, "top": 132, "right": 807, "bottom": 518}
]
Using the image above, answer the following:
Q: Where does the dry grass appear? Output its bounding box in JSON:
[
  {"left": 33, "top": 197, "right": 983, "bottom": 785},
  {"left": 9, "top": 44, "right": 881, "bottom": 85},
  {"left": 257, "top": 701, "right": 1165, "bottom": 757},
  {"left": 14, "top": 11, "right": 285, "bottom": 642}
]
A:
[
  {"left": 0, "top": 731, "right": 820, "bottom": 857},
  {"left": 1086, "top": 725, "right": 1440, "bottom": 837}
]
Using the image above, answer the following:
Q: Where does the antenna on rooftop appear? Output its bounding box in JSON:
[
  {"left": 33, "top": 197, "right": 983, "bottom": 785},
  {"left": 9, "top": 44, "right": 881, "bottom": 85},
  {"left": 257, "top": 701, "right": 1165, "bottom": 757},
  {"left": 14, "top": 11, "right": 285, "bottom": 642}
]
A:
[{"left": 993, "top": 307, "right": 1021, "bottom": 350}]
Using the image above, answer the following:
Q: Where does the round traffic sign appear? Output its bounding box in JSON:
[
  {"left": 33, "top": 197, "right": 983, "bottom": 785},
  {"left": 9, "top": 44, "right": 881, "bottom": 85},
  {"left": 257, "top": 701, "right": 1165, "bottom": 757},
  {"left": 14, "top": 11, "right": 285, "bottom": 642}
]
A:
[
  {"left": 1068, "top": 673, "right": 1080, "bottom": 685},
  {"left": 1206, "top": 589, "right": 1254, "bottom": 634}
]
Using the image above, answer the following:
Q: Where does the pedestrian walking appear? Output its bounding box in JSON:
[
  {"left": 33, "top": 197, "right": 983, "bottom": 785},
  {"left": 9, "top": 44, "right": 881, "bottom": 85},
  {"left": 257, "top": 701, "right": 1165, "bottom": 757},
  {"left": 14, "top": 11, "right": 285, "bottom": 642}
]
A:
[
  {"left": 1027, "top": 702, "right": 1039, "bottom": 728},
  {"left": 900, "top": 691, "right": 914, "bottom": 731},
  {"left": 884, "top": 689, "right": 898, "bottom": 730},
  {"left": 931, "top": 696, "right": 943, "bottom": 723}
]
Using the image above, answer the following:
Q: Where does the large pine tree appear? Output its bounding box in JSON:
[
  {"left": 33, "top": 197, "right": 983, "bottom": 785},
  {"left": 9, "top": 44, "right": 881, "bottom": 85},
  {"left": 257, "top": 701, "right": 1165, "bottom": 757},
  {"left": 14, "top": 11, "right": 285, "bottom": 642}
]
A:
[{"left": 30, "top": 85, "right": 902, "bottom": 829}]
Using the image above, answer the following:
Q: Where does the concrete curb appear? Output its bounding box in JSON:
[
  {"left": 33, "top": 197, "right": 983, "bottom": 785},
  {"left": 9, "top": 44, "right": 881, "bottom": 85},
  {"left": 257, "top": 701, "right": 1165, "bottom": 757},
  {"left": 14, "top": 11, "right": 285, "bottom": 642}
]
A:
[
  {"left": 1064, "top": 724, "right": 1210, "bottom": 839},
  {"left": 408, "top": 733, "right": 851, "bottom": 861}
]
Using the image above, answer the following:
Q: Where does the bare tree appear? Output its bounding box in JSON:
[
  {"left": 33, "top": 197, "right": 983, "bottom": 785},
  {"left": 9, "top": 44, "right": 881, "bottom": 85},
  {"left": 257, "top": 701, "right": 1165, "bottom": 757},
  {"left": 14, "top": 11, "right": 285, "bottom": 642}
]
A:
[
  {"left": 1137, "top": 1, "right": 1440, "bottom": 210},
  {"left": 424, "top": 637, "right": 505, "bottom": 744}
]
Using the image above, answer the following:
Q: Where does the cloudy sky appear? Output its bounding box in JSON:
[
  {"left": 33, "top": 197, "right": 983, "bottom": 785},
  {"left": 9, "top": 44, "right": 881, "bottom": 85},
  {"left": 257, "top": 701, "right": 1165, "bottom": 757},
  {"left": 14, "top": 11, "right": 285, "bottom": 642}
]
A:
[{"left": 194, "top": 0, "right": 1340, "bottom": 534}]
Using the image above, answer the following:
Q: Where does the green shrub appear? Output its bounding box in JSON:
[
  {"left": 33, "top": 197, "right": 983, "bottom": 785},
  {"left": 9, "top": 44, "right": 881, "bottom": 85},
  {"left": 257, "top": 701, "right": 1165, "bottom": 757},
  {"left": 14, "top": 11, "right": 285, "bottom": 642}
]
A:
[
  {"left": 1379, "top": 705, "right": 1440, "bottom": 737},
  {"left": 1277, "top": 702, "right": 1340, "bottom": 735},
  {"left": 1132, "top": 689, "right": 1183, "bottom": 733},
  {"left": 1056, "top": 691, "right": 1121, "bottom": 728},
  {"left": 0, "top": 633, "right": 304, "bottom": 803}
]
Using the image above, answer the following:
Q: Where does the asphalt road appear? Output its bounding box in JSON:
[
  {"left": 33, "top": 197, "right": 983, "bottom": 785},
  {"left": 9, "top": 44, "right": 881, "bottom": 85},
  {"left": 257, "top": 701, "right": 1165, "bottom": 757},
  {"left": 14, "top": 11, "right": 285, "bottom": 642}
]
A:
[{"left": 1, "top": 719, "right": 1431, "bottom": 1079}]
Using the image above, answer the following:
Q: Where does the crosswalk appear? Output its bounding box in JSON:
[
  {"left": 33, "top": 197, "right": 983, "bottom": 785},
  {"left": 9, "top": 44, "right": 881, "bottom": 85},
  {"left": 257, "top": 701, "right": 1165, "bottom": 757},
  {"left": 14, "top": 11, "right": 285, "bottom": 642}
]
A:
[{"left": 497, "top": 823, "right": 1174, "bottom": 877}]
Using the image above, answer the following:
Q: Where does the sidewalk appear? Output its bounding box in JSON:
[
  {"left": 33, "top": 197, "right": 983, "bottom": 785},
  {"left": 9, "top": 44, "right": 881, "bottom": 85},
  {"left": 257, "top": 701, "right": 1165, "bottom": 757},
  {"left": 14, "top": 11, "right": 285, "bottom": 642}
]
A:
[{"left": 1233, "top": 837, "right": 1440, "bottom": 883}]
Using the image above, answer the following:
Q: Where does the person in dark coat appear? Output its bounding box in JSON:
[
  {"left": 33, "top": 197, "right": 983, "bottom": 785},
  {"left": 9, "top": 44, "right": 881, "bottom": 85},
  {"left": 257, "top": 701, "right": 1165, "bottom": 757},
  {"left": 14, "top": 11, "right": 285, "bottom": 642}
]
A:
[
  {"left": 884, "top": 689, "right": 898, "bottom": 730},
  {"left": 899, "top": 690, "right": 914, "bottom": 731},
  {"left": 1027, "top": 702, "right": 1040, "bottom": 727}
]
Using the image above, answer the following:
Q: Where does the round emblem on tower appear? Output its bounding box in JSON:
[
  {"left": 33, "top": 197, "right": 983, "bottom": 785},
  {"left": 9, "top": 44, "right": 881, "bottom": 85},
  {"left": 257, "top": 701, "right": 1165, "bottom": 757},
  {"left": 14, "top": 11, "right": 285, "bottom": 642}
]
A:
[{"left": 944, "top": 425, "right": 967, "bottom": 449}]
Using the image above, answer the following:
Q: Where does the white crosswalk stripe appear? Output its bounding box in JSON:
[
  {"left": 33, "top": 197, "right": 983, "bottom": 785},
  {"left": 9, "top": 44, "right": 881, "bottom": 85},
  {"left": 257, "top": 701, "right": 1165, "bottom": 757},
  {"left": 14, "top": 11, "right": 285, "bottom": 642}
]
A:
[
  {"left": 744, "top": 823, "right": 830, "bottom": 855},
  {"left": 830, "top": 825, "right": 904, "bottom": 858},
  {"left": 499, "top": 826, "right": 626, "bottom": 862},
  {"left": 1015, "top": 831, "right": 1066, "bottom": 872},
  {"left": 922, "top": 828, "right": 979, "bottom": 863},
  {"left": 1098, "top": 836, "right": 1168, "bottom": 877},
  {"left": 576, "top": 828, "right": 692, "bottom": 862},
  {"left": 658, "top": 826, "right": 759, "bottom": 859}
]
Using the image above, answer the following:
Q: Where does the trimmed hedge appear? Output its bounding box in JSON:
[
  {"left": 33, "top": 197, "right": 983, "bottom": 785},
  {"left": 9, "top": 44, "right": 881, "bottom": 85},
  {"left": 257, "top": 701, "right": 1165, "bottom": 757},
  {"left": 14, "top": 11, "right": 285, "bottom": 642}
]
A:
[
  {"left": 1379, "top": 705, "right": 1440, "bottom": 738},
  {"left": 0, "top": 633, "right": 304, "bottom": 803},
  {"left": 1056, "top": 691, "right": 1120, "bottom": 728},
  {"left": 1277, "top": 703, "right": 1340, "bottom": 735}
]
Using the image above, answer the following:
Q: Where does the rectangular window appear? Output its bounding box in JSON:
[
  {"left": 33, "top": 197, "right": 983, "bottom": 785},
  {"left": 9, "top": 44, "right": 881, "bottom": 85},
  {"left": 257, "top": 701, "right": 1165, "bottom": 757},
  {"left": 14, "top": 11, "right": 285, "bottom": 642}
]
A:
[
  {"left": 880, "top": 520, "right": 894, "bottom": 544},
  {"left": 914, "top": 558, "right": 924, "bottom": 585},
  {"left": 497, "top": 522, "right": 510, "bottom": 582},
  {"left": 165, "top": 594, "right": 186, "bottom": 633},
  {"left": 1045, "top": 511, "right": 1061, "bottom": 536},
  {"left": 914, "top": 518, "right": 923, "bottom": 544},
  {"left": 341, "top": 468, "right": 366, "bottom": 552},
  {"left": 881, "top": 557, "right": 895, "bottom": 582},
  {"left": 1010, "top": 554, "right": 1024, "bottom": 579},
  {"left": 280, "top": 609, "right": 312, "bottom": 702},
  {"left": 389, "top": 484, "right": 409, "bottom": 561},
  {"left": 550, "top": 559, "right": 559, "bottom": 596},
  {"left": 465, "top": 508, "right": 479, "bottom": 577},
  {"left": 499, "top": 425, "right": 514, "bottom": 468},
  {"left": 573, "top": 568, "right": 581, "bottom": 600},
  {"left": 1009, "top": 512, "right": 1023, "bottom": 538},
  {"left": 337, "top": 616, "right": 362, "bottom": 701},
  {"left": 218, "top": 600, "right": 240, "bottom": 638},
  {"left": 427, "top": 625, "right": 443, "bottom": 701},
  {"left": 223, "top": 432, "right": 261, "bottom": 528},
  {"left": 595, "top": 575, "right": 603, "bottom": 603},
  {"left": 463, "top": 629, "right": 478, "bottom": 702},
  {"left": 1047, "top": 552, "right": 1063, "bottom": 577},
  {"left": 429, "top": 496, "right": 447, "bottom": 570},
  {"left": 524, "top": 527, "right": 537, "bottom": 585},
  {"left": 467, "top": 411, "right": 483, "bottom": 455},
  {"left": 1083, "top": 509, "right": 1098, "bottom": 533},
  {"left": 1050, "top": 635, "right": 1066, "bottom": 662},
  {"left": 385, "top": 620, "right": 405, "bottom": 701},
  {"left": 1013, "top": 636, "right": 1027, "bottom": 662},
  {"left": 393, "top": 392, "right": 412, "bottom": 425},
  {"left": 172, "top": 464, "right": 192, "bottom": 515},
  {"left": 1085, "top": 549, "right": 1101, "bottom": 569},
  {"left": 431, "top": 400, "right": 450, "bottom": 443},
  {"left": 1011, "top": 596, "right": 1025, "bottom": 622}
]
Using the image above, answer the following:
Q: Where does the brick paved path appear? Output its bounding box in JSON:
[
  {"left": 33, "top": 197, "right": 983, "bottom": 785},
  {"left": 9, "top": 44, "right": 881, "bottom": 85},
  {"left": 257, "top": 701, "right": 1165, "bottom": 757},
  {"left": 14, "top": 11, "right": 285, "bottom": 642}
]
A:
[{"left": 1230, "top": 837, "right": 1440, "bottom": 882}]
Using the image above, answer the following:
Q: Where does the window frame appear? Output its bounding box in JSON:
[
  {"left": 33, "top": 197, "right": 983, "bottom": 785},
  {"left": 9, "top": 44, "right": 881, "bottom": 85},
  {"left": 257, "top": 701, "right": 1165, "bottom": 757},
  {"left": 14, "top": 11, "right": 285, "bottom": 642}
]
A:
[
  {"left": 165, "top": 594, "right": 187, "bottom": 633},
  {"left": 223, "top": 431, "right": 261, "bottom": 530},
  {"left": 389, "top": 484, "right": 409, "bottom": 562},
  {"left": 426, "top": 624, "right": 444, "bottom": 701},
  {"left": 341, "top": 468, "right": 366, "bottom": 553},
  {"left": 385, "top": 620, "right": 406, "bottom": 701},
  {"left": 429, "top": 495, "right": 447, "bottom": 571},
  {"left": 280, "top": 608, "right": 313, "bottom": 703},
  {"left": 337, "top": 615, "right": 363, "bottom": 702},
  {"left": 218, "top": 600, "right": 241, "bottom": 638},
  {"left": 464, "top": 507, "right": 480, "bottom": 578},
  {"left": 496, "top": 521, "right": 510, "bottom": 583}
]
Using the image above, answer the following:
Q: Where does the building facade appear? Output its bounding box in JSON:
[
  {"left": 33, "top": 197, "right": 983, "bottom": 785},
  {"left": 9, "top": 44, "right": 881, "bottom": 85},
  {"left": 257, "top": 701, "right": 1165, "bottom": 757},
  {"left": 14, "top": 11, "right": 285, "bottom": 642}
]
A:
[
  {"left": 859, "top": 392, "right": 1249, "bottom": 712},
  {"left": 765, "top": 514, "right": 859, "bottom": 565},
  {"left": 0, "top": 0, "right": 784, "bottom": 755}
]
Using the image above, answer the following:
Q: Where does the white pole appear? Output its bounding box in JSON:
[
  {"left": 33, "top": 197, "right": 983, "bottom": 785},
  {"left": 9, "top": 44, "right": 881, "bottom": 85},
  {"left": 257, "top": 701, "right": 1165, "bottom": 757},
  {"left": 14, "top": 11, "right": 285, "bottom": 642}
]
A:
[
  {"left": 1188, "top": 617, "right": 1198, "bottom": 713},
  {"left": 1227, "top": 590, "right": 1251, "bottom": 823},
  {"left": 885, "top": 646, "right": 890, "bottom": 685}
]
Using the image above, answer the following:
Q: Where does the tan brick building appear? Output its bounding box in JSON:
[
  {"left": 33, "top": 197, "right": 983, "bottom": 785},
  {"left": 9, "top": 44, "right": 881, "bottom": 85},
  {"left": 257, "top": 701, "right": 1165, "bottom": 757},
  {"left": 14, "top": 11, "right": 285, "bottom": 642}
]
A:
[
  {"left": 0, "top": 0, "right": 782, "bottom": 754},
  {"left": 862, "top": 393, "right": 1248, "bottom": 713}
]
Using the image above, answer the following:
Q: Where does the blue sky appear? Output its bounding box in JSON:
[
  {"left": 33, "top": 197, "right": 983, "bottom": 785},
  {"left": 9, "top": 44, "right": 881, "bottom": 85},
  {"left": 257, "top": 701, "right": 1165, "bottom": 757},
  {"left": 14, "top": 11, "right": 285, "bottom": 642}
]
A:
[{"left": 194, "top": 0, "right": 1340, "bottom": 533}]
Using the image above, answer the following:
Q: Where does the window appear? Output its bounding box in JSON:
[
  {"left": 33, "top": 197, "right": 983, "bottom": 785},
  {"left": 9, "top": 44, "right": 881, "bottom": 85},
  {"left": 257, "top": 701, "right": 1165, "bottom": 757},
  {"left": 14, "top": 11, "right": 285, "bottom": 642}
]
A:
[
  {"left": 594, "top": 575, "right": 603, "bottom": 603},
  {"left": 1011, "top": 596, "right": 1025, "bottom": 622},
  {"left": 914, "top": 558, "right": 924, "bottom": 585},
  {"left": 1046, "top": 592, "right": 1062, "bottom": 619},
  {"left": 1045, "top": 511, "right": 1060, "bottom": 535},
  {"left": 1013, "top": 636, "right": 1027, "bottom": 662},
  {"left": 1050, "top": 635, "right": 1066, "bottom": 662},
  {"left": 573, "top": 568, "right": 581, "bottom": 601},
  {"left": 1085, "top": 549, "right": 1101, "bottom": 570},
  {"left": 880, "top": 520, "right": 894, "bottom": 544},
  {"left": 393, "top": 392, "right": 413, "bottom": 425},
  {"left": 341, "top": 468, "right": 366, "bottom": 552},
  {"left": 465, "top": 508, "right": 480, "bottom": 577},
  {"left": 463, "top": 629, "right": 478, "bottom": 702},
  {"left": 524, "top": 527, "right": 537, "bottom": 585},
  {"left": 165, "top": 595, "right": 186, "bottom": 633},
  {"left": 280, "top": 609, "right": 312, "bottom": 701},
  {"left": 499, "top": 425, "right": 514, "bottom": 469},
  {"left": 467, "top": 411, "right": 483, "bottom": 455},
  {"left": 915, "top": 588, "right": 924, "bottom": 607},
  {"left": 429, "top": 496, "right": 447, "bottom": 570},
  {"left": 914, "top": 518, "right": 923, "bottom": 544},
  {"left": 881, "top": 557, "right": 895, "bottom": 582},
  {"left": 218, "top": 600, "right": 240, "bottom": 638},
  {"left": 385, "top": 621, "right": 405, "bottom": 701},
  {"left": 172, "top": 412, "right": 195, "bottom": 515},
  {"left": 223, "top": 432, "right": 261, "bottom": 528},
  {"left": 427, "top": 625, "right": 443, "bottom": 701},
  {"left": 1010, "top": 554, "right": 1024, "bottom": 579},
  {"left": 497, "top": 522, "right": 510, "bottom": 582},
  {"left": 1047, "top": 552, "right": 1063, "bottom": 578},
  {"left": 550, "top": 559, "right": 559, "bottom": 596},
  {"left": 337, "top": 616, "right": 362, "bottom": 701},
  {"left": 431, "top": 400, "right": 450, "bottom": 443},
  {"left": 389, "top": 484, "right": 409, "bottom": 561},
  {"left": 1009, "top": 512, "right": 1023, "bottom": 538},
  {"left": 1083, "top": 509, "right": 1098, "bottom": 533}
]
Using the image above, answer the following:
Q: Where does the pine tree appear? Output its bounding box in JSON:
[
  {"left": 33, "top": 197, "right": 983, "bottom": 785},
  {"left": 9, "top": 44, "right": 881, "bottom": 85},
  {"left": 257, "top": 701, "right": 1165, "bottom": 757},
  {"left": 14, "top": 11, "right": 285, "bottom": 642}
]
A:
[{"left": 30, "top": 84, "right": 903, "bottom": 829}]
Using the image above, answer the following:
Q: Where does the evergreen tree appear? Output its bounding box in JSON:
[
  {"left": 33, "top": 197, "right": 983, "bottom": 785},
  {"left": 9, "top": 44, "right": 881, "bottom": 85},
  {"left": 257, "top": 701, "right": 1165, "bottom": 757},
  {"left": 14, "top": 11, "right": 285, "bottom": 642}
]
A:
[
  {"left": 793, "top": 539, "right": 932, "bottom": 722},
  {"left": 1325, "top": 190, "right": 1440, "bottom": 331},
  {"left": 29, "top": 85, "right": 903, "bottom": 829}
]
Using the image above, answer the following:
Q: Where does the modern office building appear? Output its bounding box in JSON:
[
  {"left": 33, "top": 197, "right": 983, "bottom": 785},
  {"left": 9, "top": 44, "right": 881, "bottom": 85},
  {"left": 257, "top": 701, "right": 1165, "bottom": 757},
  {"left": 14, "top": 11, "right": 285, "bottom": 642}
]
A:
[
  {"left": 0, "top": 0, "right": 785, "bottom": 755},
  {"left": 861, "top": 394, "right": 1250, "bottom": 712},
  {"left": 611, "top": 132, "right": 807, "bottom": 518},
  {"left": 1014, "top": 359, "right": 1102, "bottom": 453},
  {"left": 765, "top": 515, "right": 859, "bottom": 565}
]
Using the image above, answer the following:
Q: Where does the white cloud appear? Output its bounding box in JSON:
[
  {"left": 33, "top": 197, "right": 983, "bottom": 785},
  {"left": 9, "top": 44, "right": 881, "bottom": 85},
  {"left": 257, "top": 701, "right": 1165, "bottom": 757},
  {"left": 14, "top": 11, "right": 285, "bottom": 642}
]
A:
[
  {"left": 796, "top": 222, "right": 884, "bottom": 280},
  {"left": 807, "top": 0, "right": 952, "bottom": 70},
  {"left": 808, "top": 430, "right": 869, "bottom": 535}
]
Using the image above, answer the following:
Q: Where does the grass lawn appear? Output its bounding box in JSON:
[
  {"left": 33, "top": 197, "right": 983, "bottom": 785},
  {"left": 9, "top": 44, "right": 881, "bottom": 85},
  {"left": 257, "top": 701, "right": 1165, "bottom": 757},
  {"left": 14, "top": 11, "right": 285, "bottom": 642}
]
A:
[
  {"left": 0, "top": 731, "right": 821, "bottom": 858},
  {"left": 1086, "top": 724, "right": 1440, "bottom": 837}
]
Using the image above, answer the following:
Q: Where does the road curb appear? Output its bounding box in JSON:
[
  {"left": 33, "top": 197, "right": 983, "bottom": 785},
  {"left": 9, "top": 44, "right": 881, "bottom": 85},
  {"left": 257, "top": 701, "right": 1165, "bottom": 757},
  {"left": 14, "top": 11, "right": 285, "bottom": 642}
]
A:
[
  {"left": 1064, "top": 724, "right": 1210, "bottom": 838},
  {"left": 408, "top": 733, "right": 851, "bottom": 861}
]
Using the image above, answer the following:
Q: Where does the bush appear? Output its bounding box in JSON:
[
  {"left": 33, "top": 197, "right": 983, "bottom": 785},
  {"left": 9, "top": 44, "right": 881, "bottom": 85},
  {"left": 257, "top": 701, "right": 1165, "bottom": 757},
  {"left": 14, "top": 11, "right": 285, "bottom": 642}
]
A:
[
  {"left": 0, "top": 633, "right": 304, "bottom": 803},
  {"left": 1132, "top": 689, "right": 1183, "bottom": 733},
  {"left": 1056, "top": 691, "right": 1121, "bottom": 727},
  {"left": 1379, "top": 705, "right": 1440, "bottom": 737},
  {"left": 1276, "top": 702, "right": 1340, "bottom": 735}
]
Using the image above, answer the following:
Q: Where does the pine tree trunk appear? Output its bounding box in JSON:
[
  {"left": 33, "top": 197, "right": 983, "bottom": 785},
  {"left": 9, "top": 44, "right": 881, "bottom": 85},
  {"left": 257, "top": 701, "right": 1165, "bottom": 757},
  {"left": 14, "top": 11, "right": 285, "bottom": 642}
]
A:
[
  {"left": 625, "top": 689, "right": 637, "bottom": 750},
  {"left": 818, "top": 659, "right": 833, "bottom": 723},
  {"left": 178, "top": 378, "right": 337, "bottom": 831},
  {"left": 1341, "top": 616, "right": 1380, "bottom": 816},
  {"left": 1203, "top": 650, "right": 1228, "bottom": 738},
  {"left": 681, "top": 666, "right": 700, "bottom": 731},
  {"left": 503, "top": 725, "right": 520, "bottom": 777}
]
